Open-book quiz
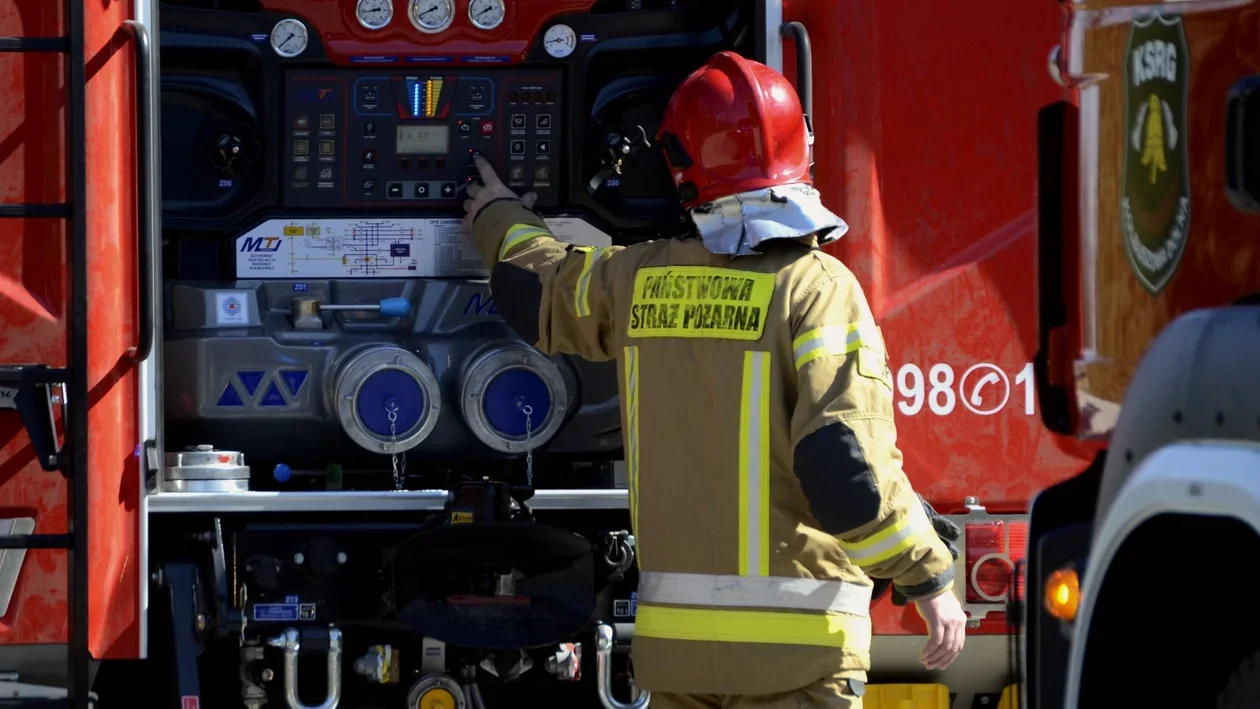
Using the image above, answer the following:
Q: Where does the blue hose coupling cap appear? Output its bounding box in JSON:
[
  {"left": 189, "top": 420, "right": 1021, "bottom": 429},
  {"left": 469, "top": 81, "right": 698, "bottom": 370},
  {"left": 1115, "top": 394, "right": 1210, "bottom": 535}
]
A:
[
  {"left": 378, "top": 297, "right": 411, "bottom": 317},
  {"left": 273, "top": 463, "right": 292, "bottom": 483}
]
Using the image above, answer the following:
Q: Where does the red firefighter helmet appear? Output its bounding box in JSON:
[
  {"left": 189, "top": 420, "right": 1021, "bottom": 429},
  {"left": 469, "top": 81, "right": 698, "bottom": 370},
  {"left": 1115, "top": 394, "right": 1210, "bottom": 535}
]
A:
[{"left": 658, "top": 51, "right": 811, "bottom": 208}]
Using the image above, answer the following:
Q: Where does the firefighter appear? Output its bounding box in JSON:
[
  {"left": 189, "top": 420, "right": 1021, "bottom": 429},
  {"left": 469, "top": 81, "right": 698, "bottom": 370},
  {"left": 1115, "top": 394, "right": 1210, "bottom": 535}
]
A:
[{"left": 462, "top": 51, "right": 966, "bottom": 708}]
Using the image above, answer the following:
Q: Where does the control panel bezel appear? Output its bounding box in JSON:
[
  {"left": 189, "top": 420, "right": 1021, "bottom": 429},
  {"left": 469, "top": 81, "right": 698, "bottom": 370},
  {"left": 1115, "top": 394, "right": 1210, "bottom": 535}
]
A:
[{"left": 282, "top": 69, "right": 564, "bottom": 209}]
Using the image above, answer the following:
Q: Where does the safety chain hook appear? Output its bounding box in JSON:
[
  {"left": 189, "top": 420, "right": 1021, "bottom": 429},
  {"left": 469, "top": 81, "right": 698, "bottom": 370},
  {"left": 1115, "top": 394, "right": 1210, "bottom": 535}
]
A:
[{"left": 386, "top": 400, "right": 406, "bottom": 491}]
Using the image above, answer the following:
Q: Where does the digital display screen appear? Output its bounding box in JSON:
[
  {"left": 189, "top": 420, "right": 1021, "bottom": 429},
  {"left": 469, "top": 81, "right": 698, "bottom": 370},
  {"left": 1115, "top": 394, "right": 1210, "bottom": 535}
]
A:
[{"left": 396, "top": 125, "right": 449, "bottom": 155}]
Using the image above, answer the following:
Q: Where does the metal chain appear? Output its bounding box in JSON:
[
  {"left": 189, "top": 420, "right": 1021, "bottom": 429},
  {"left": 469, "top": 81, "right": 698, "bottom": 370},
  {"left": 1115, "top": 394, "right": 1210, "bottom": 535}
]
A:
[
  {"left": 386, "top": 401, "right": 405, "bottom": 491},
  {"left": 522, "top": 404, "right": 534, "bottom": 486}
]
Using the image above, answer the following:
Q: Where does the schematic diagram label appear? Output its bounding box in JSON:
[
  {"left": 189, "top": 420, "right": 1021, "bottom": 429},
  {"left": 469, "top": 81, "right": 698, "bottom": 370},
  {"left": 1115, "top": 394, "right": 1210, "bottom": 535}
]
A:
[{"left": 235, "top": 217, "right": 612, "bottom": 279}]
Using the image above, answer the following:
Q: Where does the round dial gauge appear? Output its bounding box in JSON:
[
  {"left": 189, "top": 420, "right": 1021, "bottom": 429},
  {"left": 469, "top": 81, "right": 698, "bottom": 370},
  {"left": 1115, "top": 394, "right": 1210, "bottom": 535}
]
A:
[
  {"left": 543, "top": 24, "right": 577, "bottom": 58},
  {"left": 409, "top": 0, "right": 455, "bottom": 34},
  {"left": 468, "top": 0, "right": 506, "bottom": 30},
  {"left": 270, "top": 18, "right": 308, "bottom": 58},
  {"left": 356, "top": 0, "right": 394, "bottom": 30}
]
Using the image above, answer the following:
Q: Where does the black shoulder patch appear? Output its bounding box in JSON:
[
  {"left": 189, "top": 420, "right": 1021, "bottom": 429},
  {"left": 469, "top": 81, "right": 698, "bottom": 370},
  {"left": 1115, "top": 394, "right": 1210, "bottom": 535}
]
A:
[
  {"left": 490, "top": 262, "right": 543, "bottom": 345},
  {"left": 793, "top": 422, "right": 882, "bottom": 535}
]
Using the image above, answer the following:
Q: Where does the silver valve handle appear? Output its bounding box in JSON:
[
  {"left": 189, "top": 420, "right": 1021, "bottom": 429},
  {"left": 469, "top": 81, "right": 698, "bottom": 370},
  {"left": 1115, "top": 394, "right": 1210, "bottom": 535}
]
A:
[
  {"left": 290, "top": 297, "right": 411, "bottom": 329},
  {"left": 302, "top": 297, "right": 410, "bottom": 316},
  {"left": 268, "top": 626, "right": 343, "bottom": 709},
  {"left": 596, "top": 623, "right": 650, "bottom": 709}
]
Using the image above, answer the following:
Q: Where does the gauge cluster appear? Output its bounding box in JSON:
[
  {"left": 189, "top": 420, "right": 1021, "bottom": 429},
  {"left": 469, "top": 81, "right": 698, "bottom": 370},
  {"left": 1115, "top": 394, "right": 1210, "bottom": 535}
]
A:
[{"left": 346, "top": 0, "right": 511, "bottom": 34}]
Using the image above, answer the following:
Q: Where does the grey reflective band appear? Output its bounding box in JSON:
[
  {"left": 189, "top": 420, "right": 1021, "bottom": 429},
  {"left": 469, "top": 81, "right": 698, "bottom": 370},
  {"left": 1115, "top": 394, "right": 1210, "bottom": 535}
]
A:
[{"left": 637, "top": 571, "right": 872, "bottom": 617}]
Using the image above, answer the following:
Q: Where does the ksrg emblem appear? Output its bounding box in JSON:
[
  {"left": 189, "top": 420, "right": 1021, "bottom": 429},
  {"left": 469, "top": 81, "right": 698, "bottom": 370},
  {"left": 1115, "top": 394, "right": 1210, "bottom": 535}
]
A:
[{"left": 1122, "top": 13, "right": 1191, "bottom": 294}]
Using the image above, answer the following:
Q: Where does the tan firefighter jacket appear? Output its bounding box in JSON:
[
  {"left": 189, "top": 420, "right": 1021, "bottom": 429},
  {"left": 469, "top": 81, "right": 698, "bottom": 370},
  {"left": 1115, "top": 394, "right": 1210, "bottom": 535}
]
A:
[{"left": 470, "top": 198, "right": 956, "bottom": 695}]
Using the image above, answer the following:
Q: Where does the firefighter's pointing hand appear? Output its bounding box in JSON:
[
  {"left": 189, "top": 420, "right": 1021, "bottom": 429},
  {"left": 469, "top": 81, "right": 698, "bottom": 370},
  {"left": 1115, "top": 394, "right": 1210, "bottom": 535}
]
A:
[{"left": 462, "top": 156, "right": 538, "bottom": 230}]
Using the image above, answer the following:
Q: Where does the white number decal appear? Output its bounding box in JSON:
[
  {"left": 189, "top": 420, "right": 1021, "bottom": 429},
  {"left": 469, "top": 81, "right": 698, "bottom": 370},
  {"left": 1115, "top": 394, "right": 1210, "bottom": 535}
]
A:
[
  {"left": 894, "top": 362, "right": 1037, "bottom": 417},
  {"left": 1015, "top": 362, "right": 1035, "bottom": 416},
  {"left": 928, "top": 364, "right": 956, "bottom": 415},
  {"left": 897, "top": 364, "right": 924, "bottom": 416}
]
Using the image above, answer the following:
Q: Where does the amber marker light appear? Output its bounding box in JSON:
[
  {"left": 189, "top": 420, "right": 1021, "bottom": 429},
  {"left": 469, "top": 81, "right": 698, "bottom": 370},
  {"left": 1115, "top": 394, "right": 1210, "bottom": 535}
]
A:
[{"left": 1044, "top": 567, "right": 1080, "bottom": 621}]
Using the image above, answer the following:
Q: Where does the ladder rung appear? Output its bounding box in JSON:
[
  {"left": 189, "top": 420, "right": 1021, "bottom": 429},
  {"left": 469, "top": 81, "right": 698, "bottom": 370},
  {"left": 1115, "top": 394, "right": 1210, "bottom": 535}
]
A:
[
  {"left": 0, "top": 366, "right": 67, "bottom": 385},
  {"left": 0, "top": 204, "right": 69, "bottom": 219},
  {"left": 0, "top": 534, "right": 71, "bottom": 550},
  {"left": 0, "top": 37, "right": 69, "bottom": 53}
]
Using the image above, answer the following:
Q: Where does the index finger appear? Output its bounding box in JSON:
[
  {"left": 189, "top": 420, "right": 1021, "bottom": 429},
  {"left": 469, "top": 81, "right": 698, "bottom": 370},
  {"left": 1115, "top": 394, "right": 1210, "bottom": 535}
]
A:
[{"left": 474, "top": 155, "right": 503, "bottom": 186}]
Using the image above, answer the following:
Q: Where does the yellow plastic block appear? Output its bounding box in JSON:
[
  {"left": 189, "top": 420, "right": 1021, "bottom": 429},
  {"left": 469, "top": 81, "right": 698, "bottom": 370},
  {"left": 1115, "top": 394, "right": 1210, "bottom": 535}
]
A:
[
  {"left": 864, "top": 683, "right": 950, "bottom": 709},
  {"left": 998, "top": 684, "right": 1020, "bottom": 709}
]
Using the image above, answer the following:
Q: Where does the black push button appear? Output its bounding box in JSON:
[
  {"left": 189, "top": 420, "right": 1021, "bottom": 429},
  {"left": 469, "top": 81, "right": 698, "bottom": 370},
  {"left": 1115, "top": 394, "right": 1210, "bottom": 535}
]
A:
[
  {"left": 536, "top": 114, "right": 552, "bottom": 129},
  {"left": 440, "top": 182, "right": 457, "bottom": 198},
  {"left": 536, "top": 140, "right": 550, "bottom": 155},
  {"left": 387, "top": 182, "right": 403, "bottom": 199},
  {"left": 511, "top": 114, "right": 526, "bottom": 129},
  {"left": 510, "top": 140, "right": 525, "bottom": 155},
  {"left": 364, "top": 121, "right": 376, "bottom": 135},
  {"left": 415, "top": 183, "right": 429, "bottom": 198},
  {"left": 362, "top": 179, "right": 376, "bottom": 191}
]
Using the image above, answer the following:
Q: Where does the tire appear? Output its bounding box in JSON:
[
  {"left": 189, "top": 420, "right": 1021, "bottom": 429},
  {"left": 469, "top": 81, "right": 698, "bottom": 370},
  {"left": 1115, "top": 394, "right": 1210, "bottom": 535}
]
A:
[{"left": 1217, "top": 649, "right": 1260, "bottom": 708}]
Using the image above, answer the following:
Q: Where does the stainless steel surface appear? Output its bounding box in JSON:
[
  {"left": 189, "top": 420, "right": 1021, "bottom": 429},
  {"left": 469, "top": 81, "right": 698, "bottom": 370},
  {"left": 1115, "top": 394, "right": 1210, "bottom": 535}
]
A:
[
  {"left": 147, "top": 488, "right": 630, "bottom": 512},
  {"left": 162, "top": 446, "right": 251, "bottom": 493},
  {"left": 268, "top": 626, "right": 342, "bottom": 709},
  {"left": 460, "top": 344, "right": 568, "bottom": 454},
  {"left": 596, "top": 623, "right": 650, "bottom": 709},
  {"left": 163, "top": 479, "right": 251, "bottom": 493},
  {"left": 0, "top": 517, "right": 35, "bottom": 616},
  {"left": 333, "top": 345, "right": 442, "bottom": 454}
]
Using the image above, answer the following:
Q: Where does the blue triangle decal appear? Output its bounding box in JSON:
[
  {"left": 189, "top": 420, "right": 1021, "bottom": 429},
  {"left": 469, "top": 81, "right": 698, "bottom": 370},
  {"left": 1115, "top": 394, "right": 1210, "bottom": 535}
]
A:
[
  {"left": 259, "top": 381, "right": 287, "bottom": 407},
  {"left": 280, "top": 370, "right": 309, "bottom": 398},
  {"left": 237, "top": 371, "right": 265, "bottom": 397},
  {"left": 217, "top": 382, "right": 244, "bottom": 407}
]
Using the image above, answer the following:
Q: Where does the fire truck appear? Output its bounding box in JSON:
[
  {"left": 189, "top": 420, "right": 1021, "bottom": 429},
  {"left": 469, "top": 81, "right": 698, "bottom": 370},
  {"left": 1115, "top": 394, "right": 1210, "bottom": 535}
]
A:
[
  {"left": 0, "top": 0, "right": 1088, "bottom": 706},
  {"left": 1022, "top": 1, "right": 1260, "bottom": 707}
]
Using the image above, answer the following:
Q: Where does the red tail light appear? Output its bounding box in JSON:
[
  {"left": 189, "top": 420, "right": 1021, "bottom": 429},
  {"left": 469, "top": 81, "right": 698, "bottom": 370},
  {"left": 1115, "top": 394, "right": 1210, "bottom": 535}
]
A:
[{"left": 964, "top": 520, "right": 1028, "bottom": 603}]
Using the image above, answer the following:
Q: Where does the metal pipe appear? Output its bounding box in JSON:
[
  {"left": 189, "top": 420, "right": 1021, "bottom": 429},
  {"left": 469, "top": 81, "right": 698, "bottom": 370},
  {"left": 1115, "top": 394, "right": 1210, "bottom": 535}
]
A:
[
  {"left": 268, "top": 627, "right": 343, "bottom": 709},
  {"left": 595, "top": 623, "right": 650, "bottom": 709}
]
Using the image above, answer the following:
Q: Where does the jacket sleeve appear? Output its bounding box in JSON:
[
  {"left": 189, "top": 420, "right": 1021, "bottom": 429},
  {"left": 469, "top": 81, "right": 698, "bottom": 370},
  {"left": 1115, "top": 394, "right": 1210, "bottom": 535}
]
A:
[
  {"left": 787, "top": 269, "right": 955, "bottom": 601},
  {"left": 470, "top": 198, "right": 627, "bottom": 361}
]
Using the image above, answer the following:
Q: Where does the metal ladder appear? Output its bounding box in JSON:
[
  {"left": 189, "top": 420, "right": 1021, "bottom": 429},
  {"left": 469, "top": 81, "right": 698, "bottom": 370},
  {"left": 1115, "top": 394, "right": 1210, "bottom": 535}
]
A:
[{"left": 0, "top": 0, "right": 91, "bottom": 706}]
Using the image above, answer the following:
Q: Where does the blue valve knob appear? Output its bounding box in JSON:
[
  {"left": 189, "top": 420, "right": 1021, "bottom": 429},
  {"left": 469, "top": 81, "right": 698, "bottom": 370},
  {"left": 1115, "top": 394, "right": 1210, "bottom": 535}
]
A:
[
  {"left": 378, "top": 297, "right": 410, "bottom": 317},
  {"left": 273, "top": 463, "right": 292, "bottom": 483}
]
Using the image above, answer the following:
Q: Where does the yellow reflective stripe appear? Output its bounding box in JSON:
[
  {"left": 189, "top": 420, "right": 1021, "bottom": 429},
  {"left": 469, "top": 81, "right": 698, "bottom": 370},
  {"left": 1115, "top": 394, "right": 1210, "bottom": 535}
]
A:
[
  {"left": 499, "top": 223, "right": 548, "bottom": 261},
  {"left": 793, "top": 322, "right": 877, "bottom": 370},
  {"left": 635, "top": 604, "right": 872, "bottom": 650},
  {"left": 839, "top": 503, "right": 933, "bottom": 568},
  {"left": 623, "top": 346, "right": 641, "bottom": 554},
  {"left": 574, "top": 247, "right": 607, "bottom": 318},
  {"left": 738, "top": 351, "right": 771, "bottom": 577}
]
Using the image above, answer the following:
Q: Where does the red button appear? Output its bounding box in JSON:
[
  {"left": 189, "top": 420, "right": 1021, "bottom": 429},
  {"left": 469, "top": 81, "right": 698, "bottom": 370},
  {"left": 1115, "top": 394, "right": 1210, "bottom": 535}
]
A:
[{"left": 481, "top": 120, "right": 495, "bottom": 135}]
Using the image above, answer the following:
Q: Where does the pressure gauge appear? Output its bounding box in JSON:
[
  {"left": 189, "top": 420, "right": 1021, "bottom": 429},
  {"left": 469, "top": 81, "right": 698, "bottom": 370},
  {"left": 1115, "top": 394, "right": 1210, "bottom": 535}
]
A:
[
  {"left": 409, "top": 0, "right": 455, "bottom": 34},
  {"left": 543, "top": 24, "right": 577, "bottom": 58},
  {"left": 356, "top": 0, "right": 394, "bottom": 30},
  {"left": 468, "top": 0, "right": 506, "bottom": 30},
  {"left": 269, "top": 18, "right": 308, "bottom": 58}
]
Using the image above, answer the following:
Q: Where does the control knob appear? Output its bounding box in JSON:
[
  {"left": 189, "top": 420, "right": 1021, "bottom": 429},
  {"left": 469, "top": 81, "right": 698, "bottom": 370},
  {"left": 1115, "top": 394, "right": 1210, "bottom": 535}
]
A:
[{"left": 211, "top": 132, "right": 260, "bottom": 176}]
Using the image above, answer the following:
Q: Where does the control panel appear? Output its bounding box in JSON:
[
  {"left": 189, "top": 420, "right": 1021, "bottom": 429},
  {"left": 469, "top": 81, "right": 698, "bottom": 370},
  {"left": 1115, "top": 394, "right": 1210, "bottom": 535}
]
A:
[{"left": 283, "top": 69, "right": 563, "bottom": 209}]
